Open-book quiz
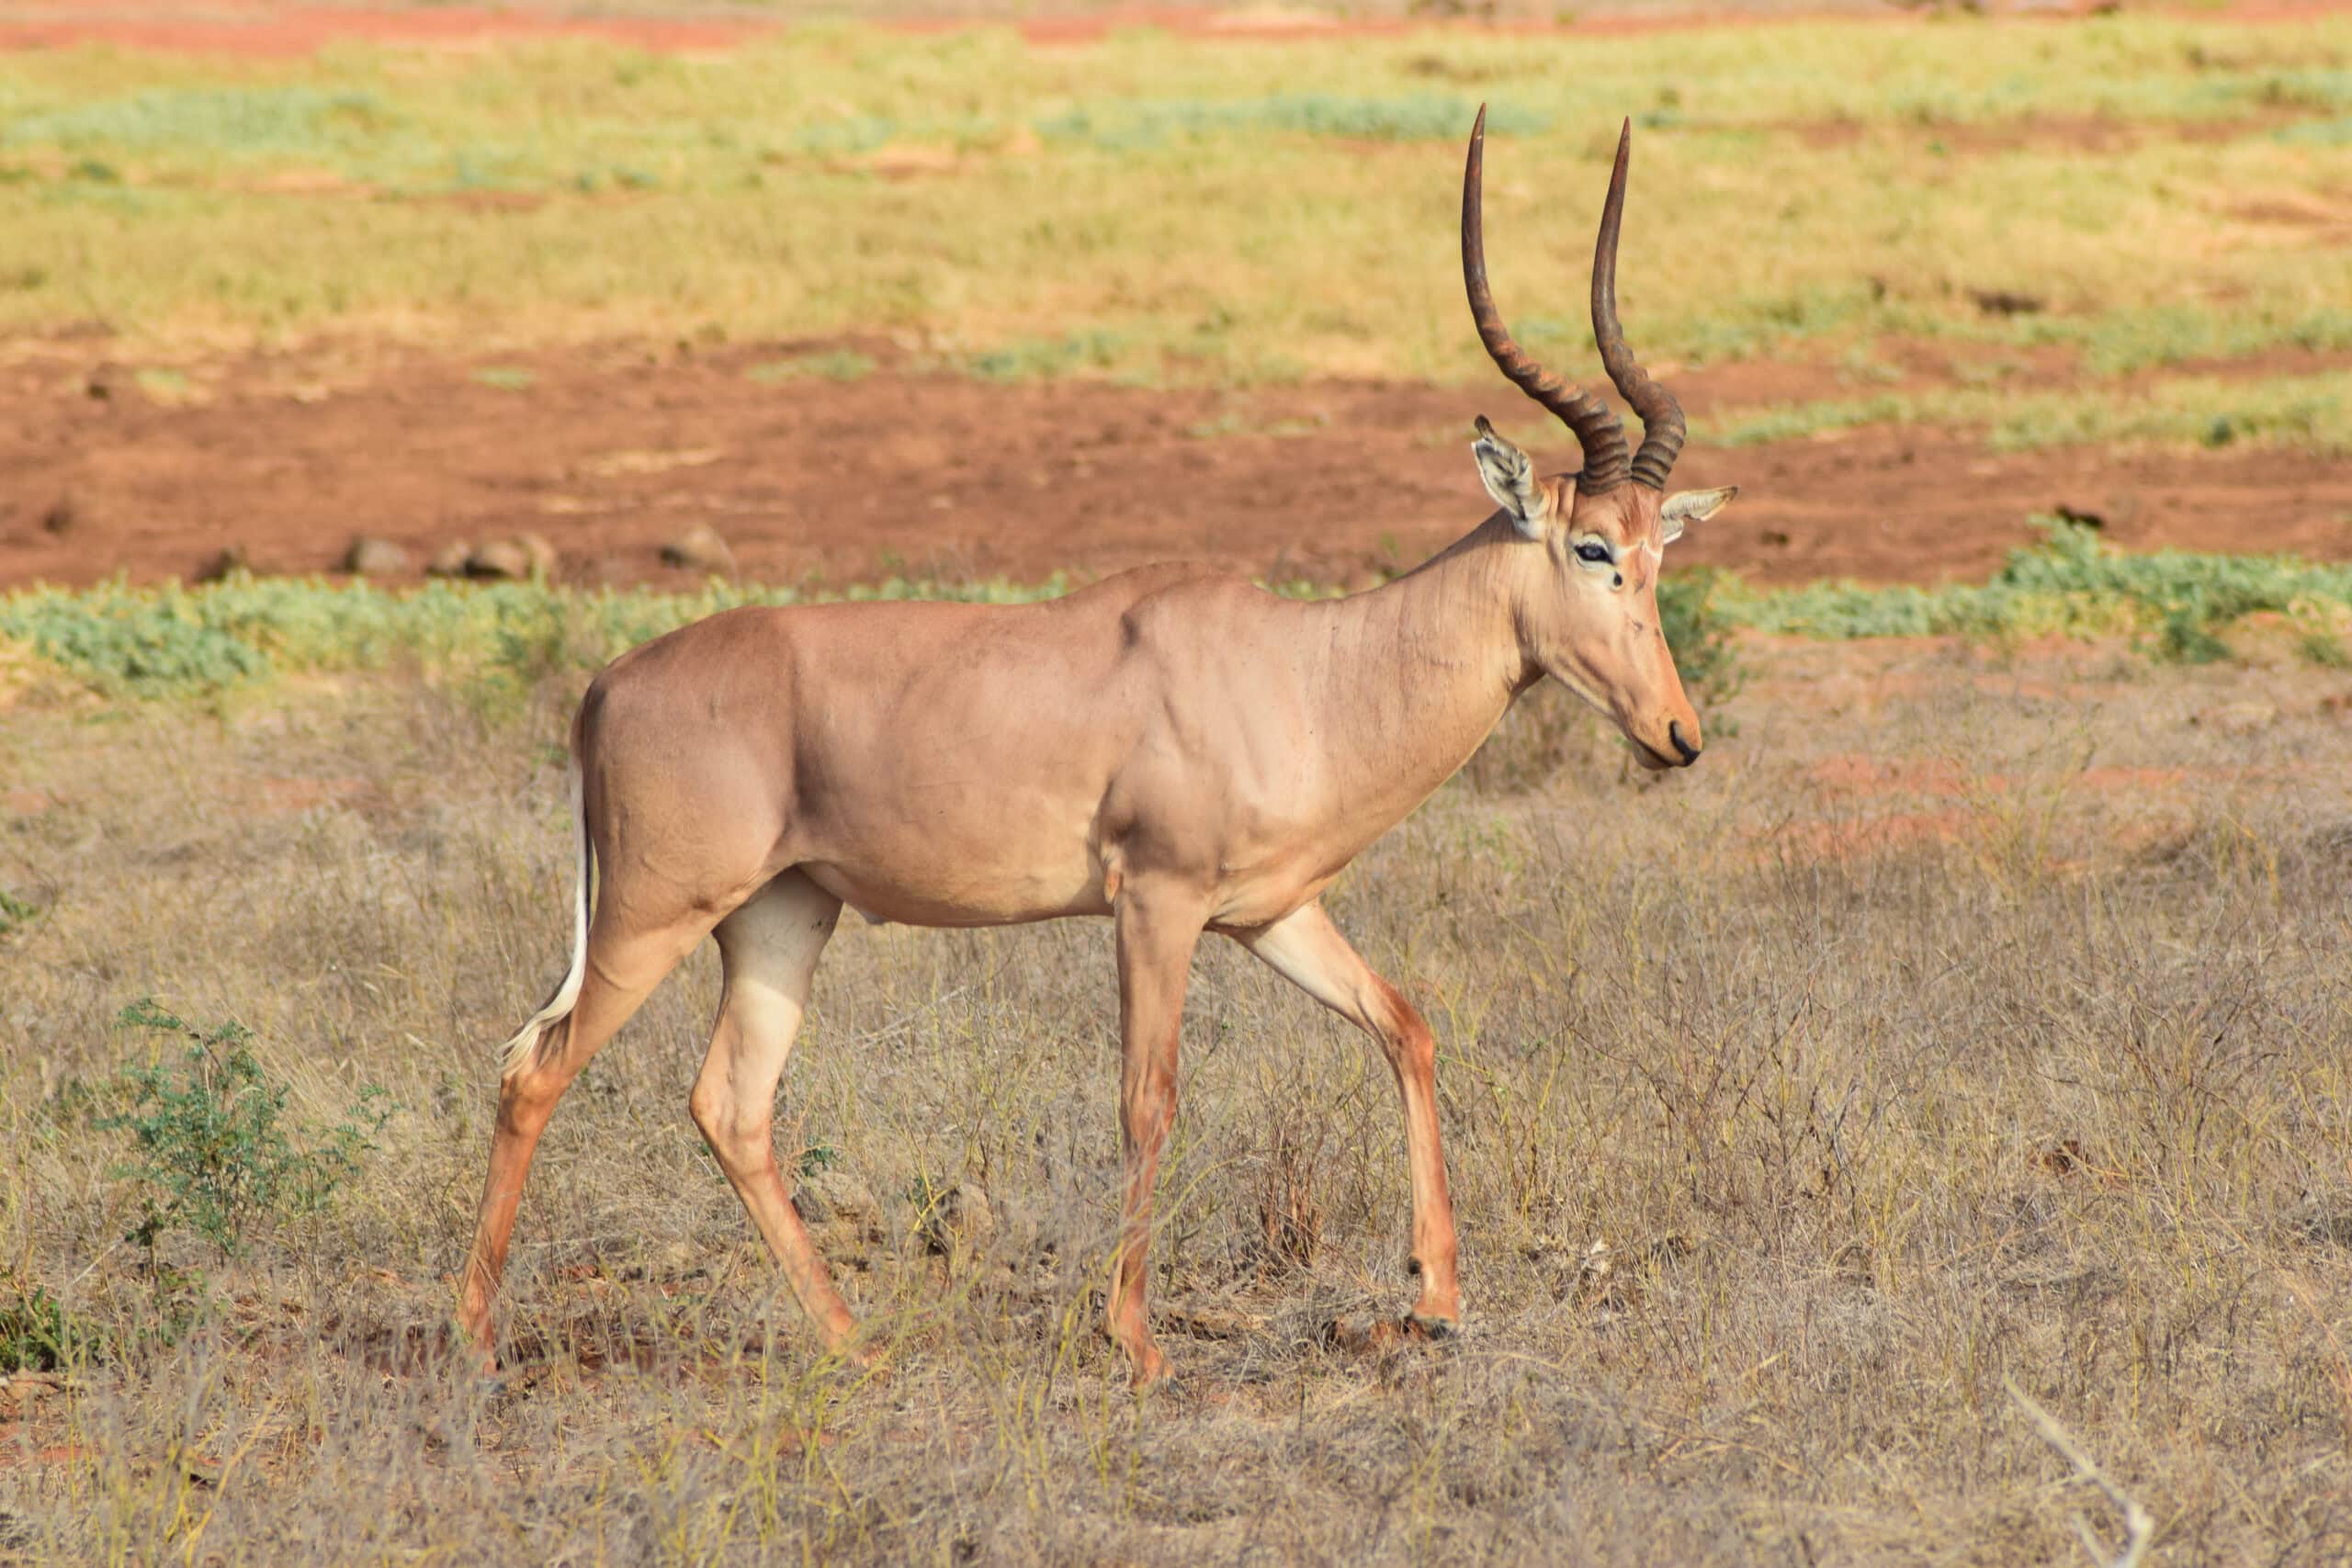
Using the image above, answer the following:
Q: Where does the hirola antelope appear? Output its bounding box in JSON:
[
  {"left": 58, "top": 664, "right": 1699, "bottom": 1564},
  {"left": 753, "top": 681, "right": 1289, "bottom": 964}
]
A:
[{"left": 459, "top": 111, "right": 1736, "bottom": 1388}]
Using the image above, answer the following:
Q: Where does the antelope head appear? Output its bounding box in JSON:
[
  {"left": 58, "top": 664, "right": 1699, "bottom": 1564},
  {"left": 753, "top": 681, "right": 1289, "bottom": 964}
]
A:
[{"left": 1461, "top": 110, "right": 1736, "bottom": 771}]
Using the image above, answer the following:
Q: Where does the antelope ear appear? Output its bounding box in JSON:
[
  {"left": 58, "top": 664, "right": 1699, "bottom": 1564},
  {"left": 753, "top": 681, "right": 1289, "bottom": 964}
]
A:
[
  {"left": 1660, "top": 484, "right": 1737, "bottom": 546},
  {"left": 1472, "top": 416, "right": 1549, "bottom": 539}
]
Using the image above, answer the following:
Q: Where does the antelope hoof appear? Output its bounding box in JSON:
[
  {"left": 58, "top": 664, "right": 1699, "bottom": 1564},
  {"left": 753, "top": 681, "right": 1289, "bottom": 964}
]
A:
[
  {"left": 1403, "top": 1310, "right": 1460, "bottom": 1343},
  {"left": 447, "top": 1314, "right": 500, "bottom": 1379},
  {"left": 833, "top": 1339, "right": 889, "bottom": 1382},
  {"left": 1126, "top": 1344, "right": 1171, "bottom": 1393},
  {"left": 1323, "top": 1311, "right": 1460, "bottom": 1359}
]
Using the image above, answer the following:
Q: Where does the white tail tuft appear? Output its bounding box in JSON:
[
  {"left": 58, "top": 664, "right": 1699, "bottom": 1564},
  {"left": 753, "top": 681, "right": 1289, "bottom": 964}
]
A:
[{"left": 497, "top": 757, "right": 592, "bottom": 1077}]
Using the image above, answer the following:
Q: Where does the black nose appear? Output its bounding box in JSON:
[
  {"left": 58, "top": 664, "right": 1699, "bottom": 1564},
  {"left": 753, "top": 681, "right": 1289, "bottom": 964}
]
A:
[{"left": 1668, "top": 721, "right": 1701, "bottom": 764}]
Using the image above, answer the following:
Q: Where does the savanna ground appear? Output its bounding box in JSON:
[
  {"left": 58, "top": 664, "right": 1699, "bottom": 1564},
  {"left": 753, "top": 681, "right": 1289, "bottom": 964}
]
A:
[{"left": 6, "top": 4, "right": 2352, "bottom": 1564}]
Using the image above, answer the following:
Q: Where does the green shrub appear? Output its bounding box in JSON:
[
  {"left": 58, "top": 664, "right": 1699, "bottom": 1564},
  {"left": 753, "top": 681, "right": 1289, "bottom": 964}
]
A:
[
  {"left": 3, "top": 86, "right": 394, "bottom": 160},
  {"left": 99, "top": 1001, "right": 395, "bottom": 1260},
  {"left": 0, "top": 584, "right": 272, "bottom": 694},
  {"left": 1658, "top": 567, "right": 1744, "bottom": 708},
  {"left": 2297, "top": 628, "right": 2352, "bottom": 668},
  {"left": 10, "top": 523, "right": 2352, "bottom": 703}
]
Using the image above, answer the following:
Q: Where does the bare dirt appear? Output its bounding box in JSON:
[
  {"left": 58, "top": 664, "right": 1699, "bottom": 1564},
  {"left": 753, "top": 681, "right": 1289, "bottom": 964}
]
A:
[{"left": 5, "top": 336, "right": 2348, "bottom": 592}]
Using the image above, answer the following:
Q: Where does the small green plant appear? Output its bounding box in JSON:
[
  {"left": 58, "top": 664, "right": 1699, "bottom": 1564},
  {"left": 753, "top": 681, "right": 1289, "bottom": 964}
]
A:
[
  {"left": 2154, "top": 605, "right": 2233, "bottom": 664},
  {"left": 0, "top": 887, "right": 40, "bottom": 937},
  {"left": 961, "top": 331, "right": 1126, "bottom": 383},
  {"left": 2297, "top": 627, "right": 2352, "bottom": 668},
  {"left": 99, "top": 1000, "right": 396, "bottom": 1260},
  {"left": 0, "top": 1279, "right": 107, "bottom": 1372},
  {"left": 797, "top": 1141, "right": 842, "bottom": 1179}
]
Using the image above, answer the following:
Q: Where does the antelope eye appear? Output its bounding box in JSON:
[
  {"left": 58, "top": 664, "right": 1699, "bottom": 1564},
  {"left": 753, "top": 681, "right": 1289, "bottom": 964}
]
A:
[{"left": 1575, "top": 541, "right": 1612, "bottom": 565}]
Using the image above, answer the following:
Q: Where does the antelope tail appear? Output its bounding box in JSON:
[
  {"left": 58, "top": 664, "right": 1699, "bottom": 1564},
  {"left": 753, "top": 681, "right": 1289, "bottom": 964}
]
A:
[{"left": 496, "top": 753, "right": 593, "bottom": 1077}]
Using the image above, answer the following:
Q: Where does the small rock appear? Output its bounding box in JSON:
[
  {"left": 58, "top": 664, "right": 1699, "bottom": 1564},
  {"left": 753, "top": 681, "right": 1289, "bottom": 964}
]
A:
[
  {"left": 1968, "top": 288, "right": 2044, "bottom": 318},
  {"left": 464, "top": 534, "right": 558, "bottom": 581},
  {"left": 342, "top": 536, "right": 410, "bottom": 576},
  {"left": 465, "top": 539, "right": 529, "bottom": 581},
  {"left": 40, "top": 496, "right": 76, "bottom": 536},
  {"left": 660, "top": 523, "right": 736, "bottom": 577},
  {"left": 917, "top": 1180, "right": 996, "bottom": 1257},
  {"left": 196, "top": 545, "right": 249, "bottom": 582},
  {"left": 796, "top": 1165, "right": 876, "bottom": 1227},
  {"left": 85, "top": 364, "right": 123, "bottom": 401},
  {"left": 424, "top": 541, "right": 474, "bottom": 578},
  {"left": 797, "top": 1165, "right": 887, "bottom": 1248}
]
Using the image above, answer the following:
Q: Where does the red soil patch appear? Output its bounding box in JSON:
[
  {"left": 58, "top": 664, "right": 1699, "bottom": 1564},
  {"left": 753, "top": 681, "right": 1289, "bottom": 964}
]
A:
[
  {"left": 247, "top": 775, "right": 382, "bottom": 814},
  {"left": 0, "top": 4, "right": 763, "bottom": 60},
  {"left": 1808, "top": 756, "right": 1975, "bottom": 797},
  {"left": 6, "top": 340, "right": 2349, "bottom": 592},
  {"left": 1765, "top": 809, "right": 1982, "bottom": 861},
  {"left": 0, "top": 0, "right": 2332, "bottom": 59}
]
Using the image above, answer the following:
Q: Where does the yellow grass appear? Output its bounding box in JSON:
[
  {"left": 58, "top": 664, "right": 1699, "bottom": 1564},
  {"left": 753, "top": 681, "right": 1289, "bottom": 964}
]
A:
[{"left": 0, "top": 14, "right": 2347, "bottom": 396}]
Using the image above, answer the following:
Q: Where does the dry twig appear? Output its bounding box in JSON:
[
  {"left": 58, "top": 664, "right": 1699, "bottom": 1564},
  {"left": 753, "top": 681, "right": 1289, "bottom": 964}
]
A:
[{"left": 2005, "top": 1376, "right": 2155, "bottom": 1568}]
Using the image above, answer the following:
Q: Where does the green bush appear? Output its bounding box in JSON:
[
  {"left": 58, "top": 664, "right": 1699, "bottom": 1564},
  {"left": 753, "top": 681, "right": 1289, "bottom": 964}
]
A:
[
  {"left": 1657, "top": 567, "right": 1744, "bottom": 708},
  {"left": 0, "top": 584, "right": 271, "bottom": 693},
  {"left": 99, "top": 1001, "right": 395, "bottom": 1260}
]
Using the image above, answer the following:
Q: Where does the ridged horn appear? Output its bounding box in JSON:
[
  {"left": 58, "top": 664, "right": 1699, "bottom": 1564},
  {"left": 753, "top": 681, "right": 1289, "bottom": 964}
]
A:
[
  {"left": 1590, "top": 118, "right": 1686, "bottom": 491},
  {"left": 1462, "top": 104, "right": 1630, "bottom": 494}
]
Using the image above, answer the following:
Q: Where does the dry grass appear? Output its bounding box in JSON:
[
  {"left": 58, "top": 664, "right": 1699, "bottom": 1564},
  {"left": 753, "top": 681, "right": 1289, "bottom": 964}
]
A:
[{"left": 5, "top": 633, "right": 2351, "bottom": 1562}]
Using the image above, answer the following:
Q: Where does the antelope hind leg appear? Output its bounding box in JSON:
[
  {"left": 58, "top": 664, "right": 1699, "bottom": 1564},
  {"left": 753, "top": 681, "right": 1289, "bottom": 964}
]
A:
[{"left": 691, "top": 870, "right": 867, "bottom": 1358}]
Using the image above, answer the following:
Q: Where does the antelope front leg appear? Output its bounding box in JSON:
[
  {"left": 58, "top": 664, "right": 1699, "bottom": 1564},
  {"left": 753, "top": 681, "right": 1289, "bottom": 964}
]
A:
[
  {"left": 1107, "top": 886, "right": 1205, "bottom": 1390},
  {"left": 1235, "top": 902, "right": 1461, "bottom": 1330}
]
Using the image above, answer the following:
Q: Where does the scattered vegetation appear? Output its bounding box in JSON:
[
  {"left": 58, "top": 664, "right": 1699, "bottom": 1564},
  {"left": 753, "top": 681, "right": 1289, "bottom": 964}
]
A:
[
  {"left": 99, "top": 1001, "right": 395, "bottom": 1261},
  {"left": 1035, "top": 93, "right": 1548, "bottom": 149},
  {"left": 1, "top": 16, "right": 2348, "bottom": 390},
  {"left": 5, "top": 524, "right": 2343, "bottom": 699},
  {"left": 745, "top": 348, "right": 876, "bottom": 384},
  {"left": 1721, "top": 518, "right": 2352, "bottom": 647},
  {"left": 1702, "top": 371, "right": 2352, "bottom": 457}
]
